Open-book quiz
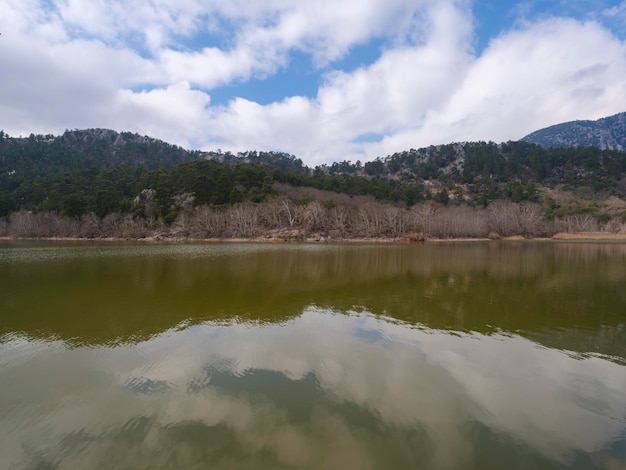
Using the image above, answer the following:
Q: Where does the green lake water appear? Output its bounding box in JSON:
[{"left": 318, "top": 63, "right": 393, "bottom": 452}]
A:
[{"left": 1, "top": 241, "right": 625, "bottom": 469}]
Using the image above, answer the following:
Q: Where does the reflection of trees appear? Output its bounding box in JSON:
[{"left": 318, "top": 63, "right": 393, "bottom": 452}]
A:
[
  {"left": 526, "top": 325, "right": 626, "bottom": 364},
  {"left": 1, "top": 243, "right": 625, "bottom": 359}
]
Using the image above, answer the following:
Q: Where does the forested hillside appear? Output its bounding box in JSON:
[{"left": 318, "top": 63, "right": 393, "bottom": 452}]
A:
[{"left": 2, "top": 128, "right": 626, "bottom": 239}]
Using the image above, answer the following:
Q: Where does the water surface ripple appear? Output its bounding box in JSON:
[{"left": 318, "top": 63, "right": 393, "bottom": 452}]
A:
[{"left": 1, "top": 241, "right": 625, "bottom": 469}]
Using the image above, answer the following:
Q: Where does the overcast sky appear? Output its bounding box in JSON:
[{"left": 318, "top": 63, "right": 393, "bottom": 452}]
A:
[{"left": 1, "top": 0, "right": 626, "bottom": 165}]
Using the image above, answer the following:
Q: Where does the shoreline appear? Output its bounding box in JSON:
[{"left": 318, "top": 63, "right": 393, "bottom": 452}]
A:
[
  {"left": 2, "top": 232, "right": 626, "bottom": 243},
  {"left": 550, "top": 232, "right": 626, "bottom": 241}
]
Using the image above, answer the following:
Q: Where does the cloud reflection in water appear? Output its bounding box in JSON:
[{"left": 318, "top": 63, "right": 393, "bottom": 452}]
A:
[{"left": 1, "top": 307, "right": 625, "bottom": 469}]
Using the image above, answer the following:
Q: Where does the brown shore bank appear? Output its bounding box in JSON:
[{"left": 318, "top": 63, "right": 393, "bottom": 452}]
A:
[
  {"left": 2, "top": 232, "right": 626, "bottom": 243},
  {"left": 551, "top": 232, "right": 626, "bottom": 241}
]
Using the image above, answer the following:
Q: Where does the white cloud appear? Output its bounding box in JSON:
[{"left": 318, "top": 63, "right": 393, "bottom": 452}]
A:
[
  {"left": 187, "top": 0, "right": 474, "bottom": 164},
  {"left": 604, "top": 0, "right": 626, "bottom": 18},
  {"left": 157, "top": 43, "right": 285, "bottom": 90},
  {"left": 316, "top": 1, "right": 473, "bottom": 137},
  {"left": 111, "top": 82, "right": 211, "bottom": 148},
  {"left": 53, "top": 0, "right": 207, "bottom": 49},
  {"left": 1, "top": 0, "right": 626, "bottom": 164},
  {"left": 200, "top": 12, "right": 626, "bottom": 164},
  {"left": 406, "top": 18, "right": 626, "bottom": 145},
  {"left": 182, "top": 5, "right": 626, "bottom": 165},
  {"left": 0, "top": 40, "right": 151, "bottom": 136},
  {"left": 149, "top": 0, "right": 445, "bottom": 90}
]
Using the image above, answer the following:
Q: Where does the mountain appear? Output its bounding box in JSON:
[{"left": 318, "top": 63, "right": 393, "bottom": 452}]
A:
[
  {"left": 0, "top": 128, "right": 309, "bottom": 174},
  {"left": 0, "top": 128, "right": 311, "bottom": 217},
  {"left": 521, "top": 112, "right": 626, "bottom": 150},
  {"left": 0, "top": 128, "right": 198, "bottom": 172},
  {"left": 2, "top": 126, "right": 626, "bottom": 220}
]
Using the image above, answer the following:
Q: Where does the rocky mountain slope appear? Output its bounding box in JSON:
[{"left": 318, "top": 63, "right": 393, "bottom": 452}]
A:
[{"left": 521, "top": 112, "right": 626, "bottom": 150}]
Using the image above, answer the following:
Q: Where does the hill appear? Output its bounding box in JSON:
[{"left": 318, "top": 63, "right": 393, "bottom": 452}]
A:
[
  {"left": 0, "top": 128, "right": 196, "bottom": 171},
  {"left": 521, "top": 112, "right": 626, "bottom": 150},
  {"left": 1, "top": 127, "right": 626, "bottom": 239}
]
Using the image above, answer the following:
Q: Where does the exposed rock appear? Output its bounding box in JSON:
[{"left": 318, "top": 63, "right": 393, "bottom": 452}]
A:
[{"left": 521, "top": 112, "right": 626, "bottom": 150}]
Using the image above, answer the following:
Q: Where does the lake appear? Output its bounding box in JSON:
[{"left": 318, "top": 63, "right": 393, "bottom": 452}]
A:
[{"left": 1, "top": 241, "right": 625, "bottom": 469}]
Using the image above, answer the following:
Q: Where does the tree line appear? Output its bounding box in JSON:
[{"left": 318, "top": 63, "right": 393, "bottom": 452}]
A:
[
  {"left": 2, "top": 129, "right": 626, "bottom": 238},
  {"left": 3, "top": 198, "right": 624, "bottom": 240},
  {"left": 0, "top": 153, "right": 425, "bottom": 219}
]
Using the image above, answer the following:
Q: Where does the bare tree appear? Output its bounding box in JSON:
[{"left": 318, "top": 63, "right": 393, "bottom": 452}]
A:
[
  {"left": 557, "top": 214, "right": 598, "bottom": 233},
  {"left": 7, "top": 211, "right": 81, "bottom": 238},
  {"left": 8, "top": 211, "right": 38, "bottom": 237},
  {"left": 195, "top": 205, "right": 226, "bottom": 237},
  {"left": 119, "top": 214, "right": 147, "bottom": 238},
  {"left": 487, "top": 200, "right": 521, "bottom": 236},
  {"left": 606, "top": 219, "right": 624, "bottom": 233},
  {"left": 383, "top": 206, "right": 404, "bottom": 237},
  {"left": 329, "top": 205, "right": 350, "bottom": 237},
  {"left": 101, "top": 213, "right": 123, "bottom": 237},
  {"left": 304, "top": 201, "right": 327, "bottom": 232},
  {"left": 438, "top": 206, "right": 487, "bottom": 238},
  {"left": 52, "top": 213, "right": 80, "bottom": 237},
  {"left": 517, "top": 202, "right": 544, "bottom": 237},
  {"left": 356, "top": 203, "right": 386, "bottom": 237},
  {"left": 227, "top": 203, "right": 259, "bottom": 238},
  {"left": 281, "top": 198, "right": 302, "bottom": 228},
  {"left": 409, "top": 203, "right": 438, "bottom": 238},
  {"left": 173, "top": 211, "right": 194, "bottom": 237},
  {"left": 258, "top": 199, "right": 284, "bottom": 230},
  {"left": 79, "top": 213, "right": 101, "bottom": 238}
]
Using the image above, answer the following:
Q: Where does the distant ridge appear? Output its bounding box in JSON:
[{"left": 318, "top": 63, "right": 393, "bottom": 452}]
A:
[{"left": 521, "top": 112, "right": 626, "bottom": 151}]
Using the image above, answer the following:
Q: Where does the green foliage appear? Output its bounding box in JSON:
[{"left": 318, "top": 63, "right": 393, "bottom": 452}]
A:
[
  {"left": 364, "top": 158, "right": 384, "bottom": 176},
  {"left": 434, "top": 188, "right": 449, "bottom": 205},
  {"left": 544, "top": 198, "right": 603, "bottom": 220},
  {"left": 1, "top": 129, "right": 626, "bottom": 223},
  {"left": 597, "top": 213, "right": 612, "bottom": 225}
]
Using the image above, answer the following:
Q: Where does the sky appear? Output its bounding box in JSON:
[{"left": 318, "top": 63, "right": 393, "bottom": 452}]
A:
[{"left": 1, "top": 0, "right": 626, "bottom": 165}]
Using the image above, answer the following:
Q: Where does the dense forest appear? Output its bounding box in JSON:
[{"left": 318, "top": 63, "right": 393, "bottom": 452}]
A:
[{"left": 1, "top": 129, "right": 626, "bottom": 239}]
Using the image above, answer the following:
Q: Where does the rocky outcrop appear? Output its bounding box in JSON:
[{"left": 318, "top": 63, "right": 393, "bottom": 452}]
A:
[{"left": 521, "top": 112, "right": 626, "bottom": 150}]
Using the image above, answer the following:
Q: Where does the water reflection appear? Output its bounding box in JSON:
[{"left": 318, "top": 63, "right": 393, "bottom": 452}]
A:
[
  {"left": 1, "top": 242, "right": 626, "bottom": 468},
  {"left": 1, "top": 309, "right": 625, "bottom": 469},
  {"left": 1, "top": 242, "right": 625, "bottom": 357}
]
